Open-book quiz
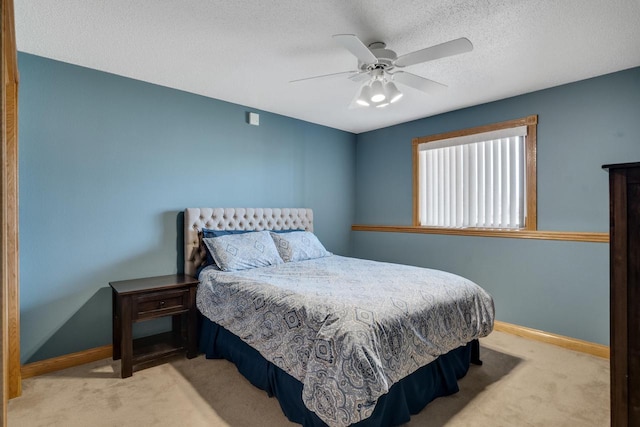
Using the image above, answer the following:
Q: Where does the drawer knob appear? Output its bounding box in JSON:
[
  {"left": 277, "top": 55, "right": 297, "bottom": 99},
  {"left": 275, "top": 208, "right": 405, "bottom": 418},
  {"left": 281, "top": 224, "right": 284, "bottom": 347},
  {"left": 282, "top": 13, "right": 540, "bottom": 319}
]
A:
[{"left": 159, "top": 301, "right": 166, "bottom": 308}]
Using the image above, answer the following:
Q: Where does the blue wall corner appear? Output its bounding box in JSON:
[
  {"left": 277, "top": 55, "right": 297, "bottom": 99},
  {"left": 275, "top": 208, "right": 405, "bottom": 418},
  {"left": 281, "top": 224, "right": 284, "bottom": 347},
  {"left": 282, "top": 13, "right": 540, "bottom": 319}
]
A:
[
  {"left": 353, "top": 66, "right": 640, "bottom": 345},
  {"left": 18, "top": 52, "right": 356, "bottom": 363}
]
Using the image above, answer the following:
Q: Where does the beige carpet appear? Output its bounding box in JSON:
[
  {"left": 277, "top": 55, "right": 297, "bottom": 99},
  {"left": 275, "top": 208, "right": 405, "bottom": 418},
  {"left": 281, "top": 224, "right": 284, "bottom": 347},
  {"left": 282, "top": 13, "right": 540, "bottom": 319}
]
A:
[{"left": 8, "top": 331, "right": 609, "bottom": 427}]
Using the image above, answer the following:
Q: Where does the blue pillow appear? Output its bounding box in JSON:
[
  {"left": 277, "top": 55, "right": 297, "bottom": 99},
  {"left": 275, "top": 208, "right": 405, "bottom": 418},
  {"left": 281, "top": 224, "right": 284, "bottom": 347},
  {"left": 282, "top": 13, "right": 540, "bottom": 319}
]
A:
[
  {"left": 204, "top": 228, "right": 302, "bottom": 236},
  {"left": 203, "top": 229, "right": 249, "bottom": 237}
]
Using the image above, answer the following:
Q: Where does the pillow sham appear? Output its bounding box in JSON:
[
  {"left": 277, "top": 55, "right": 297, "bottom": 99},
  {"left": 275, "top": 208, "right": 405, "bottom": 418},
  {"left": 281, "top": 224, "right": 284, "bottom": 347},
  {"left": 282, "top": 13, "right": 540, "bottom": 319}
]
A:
[
  {"left": 203, "top": 230, "right": 284, "bottom": 271},
  {"left": 269, "top": 231, "right": 332, "bottom": 263},
  {"left": 201, "top": 228, "right": 230, "bottom": 266},
  {"left": 196, "top": 228, "right": 305, "bottom": 271}
]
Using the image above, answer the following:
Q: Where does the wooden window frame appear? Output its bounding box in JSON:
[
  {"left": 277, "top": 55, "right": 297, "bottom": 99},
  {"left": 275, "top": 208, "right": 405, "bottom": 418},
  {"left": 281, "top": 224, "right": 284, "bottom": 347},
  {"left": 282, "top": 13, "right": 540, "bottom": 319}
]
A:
[{"left": 412, "top": 115, "right": 538, "bottom": 232}]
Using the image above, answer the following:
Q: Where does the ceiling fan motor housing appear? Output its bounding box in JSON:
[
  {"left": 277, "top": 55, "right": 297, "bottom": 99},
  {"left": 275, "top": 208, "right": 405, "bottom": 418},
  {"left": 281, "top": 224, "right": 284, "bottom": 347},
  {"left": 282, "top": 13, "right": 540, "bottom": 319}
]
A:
[{"left": 358, "top": 41, "right": 398, "bottom": 71}]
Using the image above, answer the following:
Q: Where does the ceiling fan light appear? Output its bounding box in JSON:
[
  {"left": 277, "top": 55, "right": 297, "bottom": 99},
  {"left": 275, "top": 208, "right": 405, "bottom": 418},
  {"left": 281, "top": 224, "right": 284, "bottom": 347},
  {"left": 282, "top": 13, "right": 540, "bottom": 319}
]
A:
[
  {"left": 375, "top": 101, "right": 390, "bottom": 108},
  {"left": 370, "top": 80, "right": 386, "bottom": 103},
  {"left": 385, "top": 82, "right": 403, "bottom": 103},
  {"left": 356, "top": 85, "right": 372, "bottom": 106}
]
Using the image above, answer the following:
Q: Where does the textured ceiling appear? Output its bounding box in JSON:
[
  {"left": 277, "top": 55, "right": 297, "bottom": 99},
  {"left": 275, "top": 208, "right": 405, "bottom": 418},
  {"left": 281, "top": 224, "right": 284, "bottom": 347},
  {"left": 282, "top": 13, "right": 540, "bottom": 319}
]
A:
[{"left": 14, "top": 0, "right": 640, "bottom": 133}]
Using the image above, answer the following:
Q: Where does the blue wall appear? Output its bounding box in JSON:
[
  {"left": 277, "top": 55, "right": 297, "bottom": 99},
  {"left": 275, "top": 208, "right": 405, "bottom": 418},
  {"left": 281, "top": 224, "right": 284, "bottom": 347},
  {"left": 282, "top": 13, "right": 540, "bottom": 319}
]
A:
[
  {"left": 18, "top": 53, "right": 356, "bottom": 363},
  {"left": 353, "top": 67, "right": 640, "bottom": 345}
]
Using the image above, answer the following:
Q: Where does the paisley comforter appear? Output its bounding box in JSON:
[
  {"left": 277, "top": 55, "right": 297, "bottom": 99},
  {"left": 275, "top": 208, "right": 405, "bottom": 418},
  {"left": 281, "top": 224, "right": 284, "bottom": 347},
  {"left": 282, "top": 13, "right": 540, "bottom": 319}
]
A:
[{"left": 197, "top": 255, "right": 494, "bottom": 427}]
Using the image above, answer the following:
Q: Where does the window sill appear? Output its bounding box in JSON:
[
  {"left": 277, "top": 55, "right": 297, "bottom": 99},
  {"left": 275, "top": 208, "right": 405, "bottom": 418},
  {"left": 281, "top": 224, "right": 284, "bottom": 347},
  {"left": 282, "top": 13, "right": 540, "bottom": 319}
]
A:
[{"left": 351, "top": 224, "right": 609, "bottom": 243}]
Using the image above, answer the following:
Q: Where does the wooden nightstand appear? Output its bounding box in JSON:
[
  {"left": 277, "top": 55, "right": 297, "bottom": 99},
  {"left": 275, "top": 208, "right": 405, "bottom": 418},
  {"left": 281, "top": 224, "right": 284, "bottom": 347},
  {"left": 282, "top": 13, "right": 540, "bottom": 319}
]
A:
[{"left": 109, "top": 274, "right": 199, "bottom": 378}]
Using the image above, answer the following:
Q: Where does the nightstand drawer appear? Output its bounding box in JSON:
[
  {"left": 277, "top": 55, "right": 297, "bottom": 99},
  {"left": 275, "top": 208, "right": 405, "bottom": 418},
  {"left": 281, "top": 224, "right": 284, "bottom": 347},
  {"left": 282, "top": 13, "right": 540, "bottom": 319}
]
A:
[{"left": 133, "top": 289, "right": 189, "bottom": 321}]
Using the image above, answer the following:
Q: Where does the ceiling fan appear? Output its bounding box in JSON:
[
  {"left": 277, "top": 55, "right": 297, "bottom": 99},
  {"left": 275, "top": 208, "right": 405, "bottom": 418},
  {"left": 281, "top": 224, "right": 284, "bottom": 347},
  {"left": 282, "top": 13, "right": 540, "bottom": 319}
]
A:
[{"left": 291, "top": 34, "right": 473, "bottom": 108}]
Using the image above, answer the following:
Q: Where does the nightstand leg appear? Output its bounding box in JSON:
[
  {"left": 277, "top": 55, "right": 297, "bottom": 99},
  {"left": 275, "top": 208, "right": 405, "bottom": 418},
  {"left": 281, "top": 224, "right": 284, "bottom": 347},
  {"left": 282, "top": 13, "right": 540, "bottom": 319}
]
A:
[
  {"left": 120, "top": 296, "right": 133, "bottom": 378},
  {"left": 187, "top": 287, "right": 197, "bottom": 359},
  {"left": 112, "top": 290, "right": 121, "bottom": 360}
]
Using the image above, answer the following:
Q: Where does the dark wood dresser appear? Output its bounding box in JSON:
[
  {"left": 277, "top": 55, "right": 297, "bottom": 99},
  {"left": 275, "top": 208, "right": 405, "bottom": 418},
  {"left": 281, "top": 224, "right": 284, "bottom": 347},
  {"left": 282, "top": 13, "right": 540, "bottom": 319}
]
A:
[{"left": 603, "top": 162, "right": 640, "bottom": 426}]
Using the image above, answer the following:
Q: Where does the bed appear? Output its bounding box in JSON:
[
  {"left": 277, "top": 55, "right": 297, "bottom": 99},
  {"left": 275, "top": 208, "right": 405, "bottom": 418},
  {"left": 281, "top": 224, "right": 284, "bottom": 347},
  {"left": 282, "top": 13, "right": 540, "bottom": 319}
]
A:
[{"left": 185, "top": 208, "right": 494, "bottom": 427}]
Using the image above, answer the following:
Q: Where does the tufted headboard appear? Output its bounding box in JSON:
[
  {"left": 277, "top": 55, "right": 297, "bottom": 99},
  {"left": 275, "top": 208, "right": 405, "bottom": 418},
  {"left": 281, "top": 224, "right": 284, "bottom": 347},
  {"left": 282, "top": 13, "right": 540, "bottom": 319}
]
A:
[{"left": 184, "top": 208, "right": 314, "bottom": 277}]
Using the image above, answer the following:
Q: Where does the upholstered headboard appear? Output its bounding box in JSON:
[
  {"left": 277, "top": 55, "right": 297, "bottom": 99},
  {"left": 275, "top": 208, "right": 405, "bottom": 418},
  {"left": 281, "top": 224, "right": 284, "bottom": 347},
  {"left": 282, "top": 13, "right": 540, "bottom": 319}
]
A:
[{"left": 184, "top": 208, "right": 314, "bottom": 277}]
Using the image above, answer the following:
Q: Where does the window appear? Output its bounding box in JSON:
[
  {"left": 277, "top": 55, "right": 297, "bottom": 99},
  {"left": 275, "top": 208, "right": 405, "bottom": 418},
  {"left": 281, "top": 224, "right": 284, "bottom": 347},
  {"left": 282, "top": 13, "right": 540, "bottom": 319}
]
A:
[{"left": 412, "top": 115, "right": 537, "bottom": 230}]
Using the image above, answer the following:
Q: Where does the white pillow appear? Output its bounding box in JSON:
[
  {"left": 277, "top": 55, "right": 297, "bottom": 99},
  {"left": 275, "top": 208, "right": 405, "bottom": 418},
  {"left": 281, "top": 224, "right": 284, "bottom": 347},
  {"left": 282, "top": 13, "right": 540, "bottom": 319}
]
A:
[
  {"left": 203, "top": 231, "right": 283, "bottom": 271},
  {"left": 269, "top": 231, "right": 332, "bottom": 263}
]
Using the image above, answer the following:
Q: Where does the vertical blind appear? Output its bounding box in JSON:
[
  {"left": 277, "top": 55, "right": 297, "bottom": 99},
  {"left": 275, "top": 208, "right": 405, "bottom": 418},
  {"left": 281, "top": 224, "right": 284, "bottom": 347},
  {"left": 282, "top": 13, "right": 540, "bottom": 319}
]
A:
[{"left": 418, "top": 126, "right": 527, "bottom": 228}]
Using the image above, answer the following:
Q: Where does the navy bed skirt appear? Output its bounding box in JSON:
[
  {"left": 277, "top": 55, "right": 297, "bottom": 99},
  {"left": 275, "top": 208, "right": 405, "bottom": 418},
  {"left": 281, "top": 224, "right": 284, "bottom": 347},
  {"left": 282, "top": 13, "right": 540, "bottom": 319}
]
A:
[{"left": 199, "top": 316, "right": 476, "bottom": 427}]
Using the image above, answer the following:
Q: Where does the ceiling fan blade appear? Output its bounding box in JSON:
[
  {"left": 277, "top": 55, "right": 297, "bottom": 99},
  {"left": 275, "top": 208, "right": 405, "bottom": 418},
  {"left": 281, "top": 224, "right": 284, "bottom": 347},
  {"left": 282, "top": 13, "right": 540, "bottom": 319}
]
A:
[
  {"left": 289, "top": 70, "right": 359, "bottom": 84},
  {"left": 395, "top": 37, "right": 473, "bottom": 68},
  {"left": 393, "top": 71, "right": 447, "bottom": 93},
  {"left": 349, "top": 71, "right": 371, "bottom": 82},
  {"left": 332, "top": 34, "right": 378, "bottom": 64}
]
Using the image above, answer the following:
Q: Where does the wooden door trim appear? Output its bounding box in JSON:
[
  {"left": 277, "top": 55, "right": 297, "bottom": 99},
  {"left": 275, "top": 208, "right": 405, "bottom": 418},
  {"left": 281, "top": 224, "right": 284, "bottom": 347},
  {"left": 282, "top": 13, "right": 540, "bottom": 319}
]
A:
[{"left": 2, "top": 0, "right": 21, "bottom": 419}]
